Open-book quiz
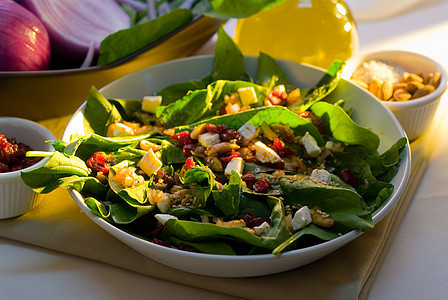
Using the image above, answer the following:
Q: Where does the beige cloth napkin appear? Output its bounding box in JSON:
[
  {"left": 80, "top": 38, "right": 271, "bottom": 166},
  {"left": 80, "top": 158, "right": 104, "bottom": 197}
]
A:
[{"left": 0, "top": 112, "right": 441, "bottom": 299}]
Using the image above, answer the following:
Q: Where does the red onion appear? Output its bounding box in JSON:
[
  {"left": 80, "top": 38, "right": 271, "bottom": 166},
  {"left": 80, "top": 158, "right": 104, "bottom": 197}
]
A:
[
  {"left": 0, "top": 0, "right": 51, "bottom": 71},
  {"left": 21, "top": 0, "right": 131, "bottom": 63}
]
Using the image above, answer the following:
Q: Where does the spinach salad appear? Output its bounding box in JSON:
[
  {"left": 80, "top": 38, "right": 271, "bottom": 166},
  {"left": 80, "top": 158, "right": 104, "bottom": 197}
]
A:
[{"left": 22, "top": 28, "right": 406, "bottom": 255}]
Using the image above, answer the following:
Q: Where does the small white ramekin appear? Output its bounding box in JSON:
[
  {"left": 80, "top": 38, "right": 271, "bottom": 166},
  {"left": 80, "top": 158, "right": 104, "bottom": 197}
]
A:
[
  {"left": 0, "top": 117, "right": 55, "bottom": 219},
  {"left": 343, "top": 50, "right": 448, "bottom": 141}
]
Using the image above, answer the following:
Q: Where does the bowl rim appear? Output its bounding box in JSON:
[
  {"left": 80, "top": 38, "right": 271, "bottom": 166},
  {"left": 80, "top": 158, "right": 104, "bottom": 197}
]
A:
[
  {"left": 344, "top": 50, "right": 448, "bottom": 108},
  {"left": 61, "top": 55, "right": 411, "bottom": 265},
  {"left": 0, "top": 117, "right": 55, "bottom": 180},
  {"left": 0, "top": 15, "right": 207, "bottom": 77}
]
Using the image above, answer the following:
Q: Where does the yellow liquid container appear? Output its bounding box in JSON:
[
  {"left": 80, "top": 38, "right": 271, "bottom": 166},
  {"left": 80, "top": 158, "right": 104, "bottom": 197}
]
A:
[{"left": 234, "top": 0, "right": 358, "bottom": 69}]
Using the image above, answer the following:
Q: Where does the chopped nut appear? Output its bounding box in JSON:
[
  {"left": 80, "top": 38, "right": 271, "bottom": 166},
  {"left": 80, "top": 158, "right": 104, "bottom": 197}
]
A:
[
  {"left": 413, "top": 84, "right": 435, "bottom": 99},
  {"left": 190, "top": 123, "right": 208, "bottom": 139},
  {"left": 205, "top": 156, "right": 223, "bottom": 171},
  {"left": 381, "top": 79, "right": 394, "bottom": 100},
  {"left": 393, "top": 89, "right": 412, "bottom": 101},
  {"left": 310, "top": 208, "right": 334, "bottom": 228},
  {"left": 369, "top": 78, "right": 384, "bottom": 99},
  {"left": 402, "top": 72, "right": 423, "bottom": 83}
]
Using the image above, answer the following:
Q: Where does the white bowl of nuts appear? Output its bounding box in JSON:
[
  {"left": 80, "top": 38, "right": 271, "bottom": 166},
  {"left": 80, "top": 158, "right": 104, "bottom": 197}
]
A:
[{"left": 343, "top": 50, "right": 447, "bottom": 141}]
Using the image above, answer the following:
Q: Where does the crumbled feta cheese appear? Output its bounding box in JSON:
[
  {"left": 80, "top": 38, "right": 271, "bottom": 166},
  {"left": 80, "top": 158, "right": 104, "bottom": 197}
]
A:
[
  {"left": 302, "top": 132, "right": 321, "bottom": 157},
  {"left": 254, "top": 141, "right": 283, "bottom": 164},
  {"left": 254, "top": 221, "right": 271, "bottom": 237},
  {"left": 291, "top": 206, "right": 312, "bottom": 231},
  {"left": 198, "top": 132, "right": 220, "bottom": 147},
  {"left": 141, "top": 95, "right": 162, "bottom": 114},
  {"left": 237, "top": 122, "right": 258, "bottom": 140},
  {"left": 311, "top": 168, "right": 331, "bottom": 184},
  {"left": 155, "top": 214, "right": 177, "bottom": 225},
  {"left": 238, "top": 86, "right": 258, "bottom": 106},
  {"left": 157, "top": 193, "right": 172, "bottom": 213},
  {"left": 112, "top": 123, "right": 134, "bottom": 137},
  {"left": 138, "top": 149, "right": 162, "bottom": 176},
  {"left": 224, "top": 157, "right": 244, "bottom": 177}
]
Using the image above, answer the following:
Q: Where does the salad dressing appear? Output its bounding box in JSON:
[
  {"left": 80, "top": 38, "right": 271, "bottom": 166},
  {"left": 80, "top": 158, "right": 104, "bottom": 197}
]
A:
[{"left": 234, "top": 0, "right": 358, "bottom": 69}]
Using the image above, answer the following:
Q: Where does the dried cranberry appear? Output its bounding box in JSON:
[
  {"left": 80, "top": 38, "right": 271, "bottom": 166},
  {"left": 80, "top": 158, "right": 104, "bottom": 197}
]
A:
[
  {"left": 253, "top": 177, "right": 271, "bottom": 193},
  {"left": 220, "top": 129, "right": 244, "bottom": 144},
  {"left": 182, "top": 144, "right": 195, "bottom": 157},
  {"left": 262, "top": 161, "right": 285, "bottom": 170},
  {"left": 240, "top": 212, "right": 267, "bottom": 228},
  {"left": 339, "top": 169, "right": 358, "bottom": 188},
  {"left": 146, "top": 223, "right": 164, "bottom": 236},
  {"left": 241, "top": 173, "right": 256, "bottom": 189},
  {"left": 0, "top": 162, "right": 9, "bottom": 172},
  {"left": 178, "top": 245, "right": 197, "bottom": 252},
  {"left": 171, "top": 131, "right": 194, "bottom": 147},
  {"left": 152, "top": 238, "right": 171, "bottom": 248},
  {"left": 86, "top": 152, "right": 110, "bottom": 174},
  {"left": 219, "top": 149, "right": 239, "bottom": 164},
  {"left": 206, "top": 124, "right": 229, "bottom": 134}
]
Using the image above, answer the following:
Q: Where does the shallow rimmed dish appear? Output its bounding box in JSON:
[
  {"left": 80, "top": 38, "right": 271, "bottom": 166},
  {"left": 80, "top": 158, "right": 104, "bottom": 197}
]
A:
[
  {"left": 343, "top": 50, "right": 448, "bottom": 141},
  {"left": 0, "top": 16, "right": 224, "bottom": 121},
  {"left": 62, "top": 56, "right": 411, "bottom": 277},
  {"left": 0, "top": 117, "right": 55, "bottom": 219}
]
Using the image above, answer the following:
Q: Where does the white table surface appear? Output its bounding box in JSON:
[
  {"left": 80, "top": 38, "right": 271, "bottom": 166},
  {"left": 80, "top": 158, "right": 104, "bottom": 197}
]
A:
[{"left": 2, "top": 1, "right": 448, "bottom": 299}]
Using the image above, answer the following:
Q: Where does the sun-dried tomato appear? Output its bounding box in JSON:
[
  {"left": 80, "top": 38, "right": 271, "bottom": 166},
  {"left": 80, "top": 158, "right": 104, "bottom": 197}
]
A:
[
  {"left": 86, "top": 152, "right": 110, "bottom": 174},
  {"left": 253, "top": 177, "right": 271, "bottom": 193},
  {"left": 185, "top": 157, "right": 195, "bottom": 171},
  {"left": 272, "top": 138, "right": 296, "bottom": 157},
  {"left": 339, "top": 168, "right": 358, "bottom": 188},
  {"left": 0, "top": 134, "right": 41, "bottom": 173}
]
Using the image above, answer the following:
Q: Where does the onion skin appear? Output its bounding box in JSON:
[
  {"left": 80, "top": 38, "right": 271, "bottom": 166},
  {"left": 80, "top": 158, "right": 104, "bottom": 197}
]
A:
[
  {"left": 21, "top": 0, "right": 131, "bottom": 63},
  {"left": 0, "top": 0, "right": 51, "bottom": 71}
]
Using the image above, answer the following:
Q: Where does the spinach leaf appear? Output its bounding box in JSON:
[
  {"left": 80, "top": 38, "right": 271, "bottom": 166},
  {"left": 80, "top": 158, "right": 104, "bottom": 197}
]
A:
[
  {"left": 98, "top": 9, "right": 193, "bottom": 66},
  {"left": 260, "top": 197, "right": 291, "bottom": 249},
  {"left": 21, "top": 151, "right": 90, "bottom": 193},
  {"left": 288, "top": 60, "right": 345, "bottom": 112},
  {"left": 83, "top": 86, "right": 123, "bottom": 136},
  {"left": 212, "top": 27, "right": 251, "bottom": 82},
  {"left": 85, "top": 197, "right": 154, "bottom": 224},
  {"left": 156, "top": 78, "right": 210, "bottom": 106},
  {"left": 183, "top": 167, "right": 215, "bottom": 208},
  {"left": 256, "top": 52, "right": 294, "bottom": 91},
  {"left": 109, "top": 99, "right": 142, "bottom": 121},
  {"left": 272, "top": 224, "right": 339, "bottom": 254},
  {"left": 310, "top": 101, "right": 380, "bottom": 152},
  {"left": 192, "top": 0, "right": 285, "bottom": 19},
  {"left": 212, "top": 171, "right": 241, "bottom": 217},
  {"left": 160, "top": 219, "right": 268, "bottom": 249}
]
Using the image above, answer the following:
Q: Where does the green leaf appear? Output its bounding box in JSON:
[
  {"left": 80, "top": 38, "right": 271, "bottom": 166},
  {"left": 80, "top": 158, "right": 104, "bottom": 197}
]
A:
[
  {"left": 167, "top": 236, "right": 236, "bottom": 255},
  {"left": 161, "top": 219, "right": 267, "bottom": 249},
  {"left": 83, "top": 86, "right": 123, "bottom": 136},
  {"left": 212, "top": 171, "right": 242, "bottom": 217},
  {"left": 288, "top": 59, "right": 345, "bottom": 112},
  {"left": 260, "top": 197, "right": 291, "bottom": 249},
  {"left": 98, "top": 9, "right": 193, "bottom": 66},
  {"left": 184, "top": 167, "right": 215, "bottom": 208},
  {"left": 21, "top": 152, "right": 90, "bottom": 193},
  {"left": 212, "top": 27, "right": 251, "bottom": 82},
  {"left": 256, "top": 52, "right": 294, "bottom": 91},
  {"left": 192, "top": 0, "right": 285, "bottom": 19},
  {"left": 310, "top": 101, "right": 380, "bottom": 152},
  {"left": 272, "top": 224, "right": 339, "bottom": 254}
]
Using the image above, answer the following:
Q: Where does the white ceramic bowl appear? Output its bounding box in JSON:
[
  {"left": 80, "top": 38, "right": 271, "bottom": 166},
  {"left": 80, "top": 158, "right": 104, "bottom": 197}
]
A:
[
  {"left": 343, "top": 50, "right": 448, "bottom": 141},
  {"left": 0, "top": 118, "right": 55, "bottom": 219},
  {"left": 62, "top": 56, "right": 411, "bottom": 277}
]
